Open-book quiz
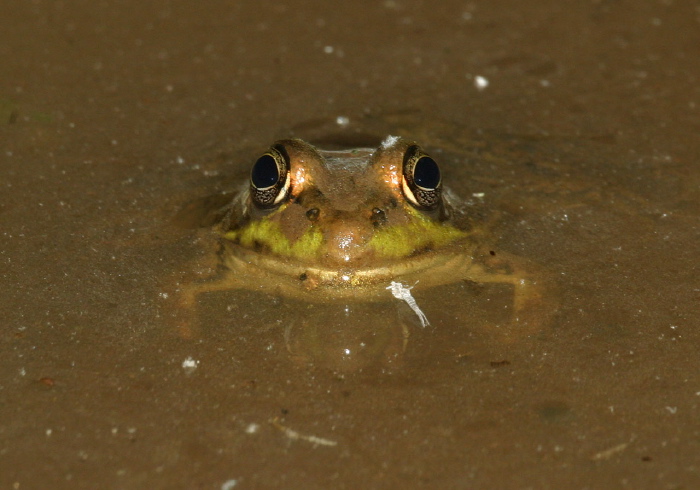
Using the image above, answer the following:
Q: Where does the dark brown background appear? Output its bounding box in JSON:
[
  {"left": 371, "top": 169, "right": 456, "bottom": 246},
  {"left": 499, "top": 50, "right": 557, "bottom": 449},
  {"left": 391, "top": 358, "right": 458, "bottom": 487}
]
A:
[{"left": 2, "top": 1, "right": 699, "bottom": 488}]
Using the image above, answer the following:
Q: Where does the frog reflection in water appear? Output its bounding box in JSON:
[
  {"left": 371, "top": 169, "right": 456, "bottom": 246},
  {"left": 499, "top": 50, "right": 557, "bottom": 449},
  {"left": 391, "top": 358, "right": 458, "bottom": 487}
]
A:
[{"left": 177, "top": 136, "right": 548, "bottom": 366}]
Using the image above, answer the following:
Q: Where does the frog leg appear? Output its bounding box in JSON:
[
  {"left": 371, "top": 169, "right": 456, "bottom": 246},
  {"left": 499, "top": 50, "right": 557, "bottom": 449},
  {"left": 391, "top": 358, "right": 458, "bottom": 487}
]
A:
[
  {"left": 464, "top": 251, "right": 556, "bottom": 339},
  {"left": 172, "top": 267, "right": 247, "bottom": 339}
]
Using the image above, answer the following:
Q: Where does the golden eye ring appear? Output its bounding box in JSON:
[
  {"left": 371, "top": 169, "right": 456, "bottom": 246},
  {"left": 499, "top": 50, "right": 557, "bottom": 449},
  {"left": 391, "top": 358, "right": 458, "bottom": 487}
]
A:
[
  {"left": 250, "top": 145, "right": 291, "bottom": 208},
  {"left": 401, "top": 145, "right": 442, "bottom": 209}
]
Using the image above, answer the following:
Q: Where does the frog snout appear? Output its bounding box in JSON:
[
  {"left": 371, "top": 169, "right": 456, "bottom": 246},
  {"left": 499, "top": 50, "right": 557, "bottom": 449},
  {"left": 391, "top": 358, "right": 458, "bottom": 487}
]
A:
[{"left": 323, "top": 220, "right": 374, "bottom": 264}]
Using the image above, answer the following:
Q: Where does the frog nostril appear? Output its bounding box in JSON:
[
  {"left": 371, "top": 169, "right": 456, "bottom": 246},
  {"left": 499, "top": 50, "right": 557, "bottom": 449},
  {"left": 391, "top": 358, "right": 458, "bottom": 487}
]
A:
[
  {"left": 306, "top": 208, "right": 320, "bottom": 221},
  {"left": 371, "top": 207, "right": 387, "bottom": 227}
]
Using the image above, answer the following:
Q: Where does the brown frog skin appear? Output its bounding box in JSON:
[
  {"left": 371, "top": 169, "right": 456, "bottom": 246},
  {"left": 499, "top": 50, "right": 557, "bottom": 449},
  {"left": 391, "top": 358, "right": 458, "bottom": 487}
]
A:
[{"left": 174, "top": 136, "right": 548, "bottom": 337}]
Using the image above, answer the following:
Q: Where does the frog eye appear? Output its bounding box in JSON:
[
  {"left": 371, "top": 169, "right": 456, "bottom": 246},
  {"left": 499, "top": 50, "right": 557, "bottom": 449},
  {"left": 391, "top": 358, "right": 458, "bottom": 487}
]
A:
[
  {"left": 250, "top": 145, "right": 290, "bottom": 208},
  {"left": 401, "top": 145, "right": 442, "bottom": 209}
]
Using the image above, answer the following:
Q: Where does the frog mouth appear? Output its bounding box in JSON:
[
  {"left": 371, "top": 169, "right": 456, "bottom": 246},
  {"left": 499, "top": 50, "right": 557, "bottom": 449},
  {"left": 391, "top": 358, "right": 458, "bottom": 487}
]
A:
[{"left": 222, "top": 240, "right": 472, "bottom": 302}]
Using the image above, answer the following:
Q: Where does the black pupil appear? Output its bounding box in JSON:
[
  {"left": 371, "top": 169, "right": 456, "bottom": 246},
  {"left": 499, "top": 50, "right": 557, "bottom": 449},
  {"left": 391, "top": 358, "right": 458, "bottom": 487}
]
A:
[
  {"left": 251, "top": 154, "right": 279, "bottom": 188},
  {"left": 413, "top": 156, "right": 440, "bottom": 189}
]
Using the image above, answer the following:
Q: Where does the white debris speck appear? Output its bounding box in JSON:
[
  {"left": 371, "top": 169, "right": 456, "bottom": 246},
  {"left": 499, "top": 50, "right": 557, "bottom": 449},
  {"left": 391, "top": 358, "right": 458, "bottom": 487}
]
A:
[
  {"left": 46, "top": 429, "right": 52, "bottom": 436},
  {"left": 323, "top": 45, "right": 334, "bottom": 54},
  {"left": 472, "top": 192, "right": 485, "bottom": 199},
  {"left": 182, "top": 357, "right": 199, "bottom": 373},
  {"left": 336, "top": 115, "right": 350, "bottom": 127},
  {"left": 158, "top": 292, "right": 169, "bottom": 299},
  {"left": 270, "top": 418, "right": 337, "bottom": 447},
  {"left": 591, "top": 442, "right": 628, "bottom": 461},
  {"left": 665, "top": 406, "right": 677, "bottom": 414},
  {"left": 245, "top": 423, "right": 260, "bottom": 434},
  {"left": 381, "top": 135, "right": 400, "bottom": 149},
  {"left": 474, "top": 75, "right": 489, "bottom": 91},
  {"left": 386, "top": 281, "right": 430, "bottom": 327},
  {"left": 221, "top": 479, "right": 238, "bottom": 490}
]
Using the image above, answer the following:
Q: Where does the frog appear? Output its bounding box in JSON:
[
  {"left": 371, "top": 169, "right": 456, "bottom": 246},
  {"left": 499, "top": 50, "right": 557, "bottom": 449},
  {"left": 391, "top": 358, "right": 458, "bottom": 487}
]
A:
[{"left": 173, "top": 134, "right": 550, "bottom": 345}]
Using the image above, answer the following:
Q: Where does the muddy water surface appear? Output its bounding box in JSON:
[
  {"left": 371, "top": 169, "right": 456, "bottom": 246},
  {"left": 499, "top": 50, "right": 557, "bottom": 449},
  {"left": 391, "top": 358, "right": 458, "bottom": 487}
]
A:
[{"left": 2, "top": 1, "right": 699, "bottom": 488}]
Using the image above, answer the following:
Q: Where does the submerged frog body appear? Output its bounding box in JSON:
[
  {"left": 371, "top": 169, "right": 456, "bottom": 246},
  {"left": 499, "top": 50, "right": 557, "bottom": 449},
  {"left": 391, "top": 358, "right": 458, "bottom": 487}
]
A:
[{"left": 177, "top": 136, "right": 547, "bottom": 329}]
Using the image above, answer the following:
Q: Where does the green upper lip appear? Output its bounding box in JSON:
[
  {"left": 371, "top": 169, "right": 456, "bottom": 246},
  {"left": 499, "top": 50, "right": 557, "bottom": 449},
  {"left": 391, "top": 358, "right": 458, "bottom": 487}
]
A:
[{"left": 224, "top": 204, "right": 466, "bottom": 265}]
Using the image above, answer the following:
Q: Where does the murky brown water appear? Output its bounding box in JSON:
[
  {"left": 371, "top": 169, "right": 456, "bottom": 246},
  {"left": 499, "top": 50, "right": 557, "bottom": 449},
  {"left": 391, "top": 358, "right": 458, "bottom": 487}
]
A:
[{"left": 2, "top": 1, "right": 699, "bottom": 488}]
